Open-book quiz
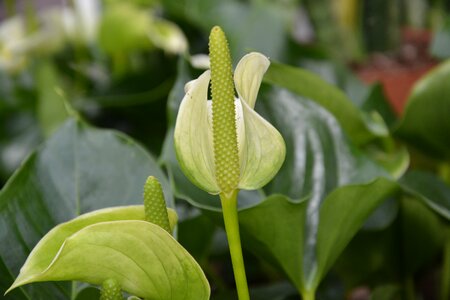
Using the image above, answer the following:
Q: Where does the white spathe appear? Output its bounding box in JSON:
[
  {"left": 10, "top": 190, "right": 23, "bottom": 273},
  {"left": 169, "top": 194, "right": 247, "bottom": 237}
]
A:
[{"left": 174, "top": 52, "right": 286, "bottom": 194}]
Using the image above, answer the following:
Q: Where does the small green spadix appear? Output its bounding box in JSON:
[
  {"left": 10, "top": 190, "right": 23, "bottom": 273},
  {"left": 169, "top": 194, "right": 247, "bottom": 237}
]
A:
[
  {"left": 143, "top": 176, "right": 171, "bottom": 233},
  {"left": 100, "top": 278, "right": 123, "bottom": 300}
]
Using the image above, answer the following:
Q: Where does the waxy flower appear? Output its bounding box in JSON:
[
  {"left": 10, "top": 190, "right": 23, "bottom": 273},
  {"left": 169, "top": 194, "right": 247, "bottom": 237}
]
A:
[{"left": 174, "top": 35, "right": 285, "bottom": 196}]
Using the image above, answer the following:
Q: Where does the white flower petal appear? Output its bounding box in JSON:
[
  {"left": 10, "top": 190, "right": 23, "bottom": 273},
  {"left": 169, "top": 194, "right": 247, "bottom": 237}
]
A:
[
  {"left": 238, "top": 100, "right": 286, "bottom": 190},
  {"left": 174, "top": 70, "right": 219, "bottom": 194},
  {"left": 234, "top": 52, "right": 270, "bottom": 109}
]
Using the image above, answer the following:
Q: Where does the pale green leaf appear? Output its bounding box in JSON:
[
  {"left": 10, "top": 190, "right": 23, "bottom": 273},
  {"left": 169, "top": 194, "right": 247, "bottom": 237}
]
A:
[
  {"left": 8, "top": 221, "right": 209, "bottom": 300},
  {"left": 6, "top": 205, "right": 176, "bottom": 294}
]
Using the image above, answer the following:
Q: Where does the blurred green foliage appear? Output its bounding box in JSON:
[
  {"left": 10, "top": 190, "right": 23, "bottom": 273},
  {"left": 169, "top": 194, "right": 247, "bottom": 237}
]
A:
[{"left": 1, "top": 0, "right": 450, "bottom": 299}]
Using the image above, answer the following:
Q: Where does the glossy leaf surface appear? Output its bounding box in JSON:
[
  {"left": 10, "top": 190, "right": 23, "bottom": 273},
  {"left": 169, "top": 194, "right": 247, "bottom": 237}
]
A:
[
  {"left": 239, "top": 178, "right": 397, "bottom": 294},
  {"left": 400, "top": 170, "right": 450, "bottom": 220},
  {"left": 263, "top": 62, "right": 388, "bottom": 145}
]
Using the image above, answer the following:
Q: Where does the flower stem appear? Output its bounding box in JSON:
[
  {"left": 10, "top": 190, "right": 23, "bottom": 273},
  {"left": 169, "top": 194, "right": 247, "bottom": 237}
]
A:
[
  {"left": 302, "top": 290, "right": 315, "bottom": 300},
  {"left": 220, "top": 190, "right": 250, "bottom": 300}
]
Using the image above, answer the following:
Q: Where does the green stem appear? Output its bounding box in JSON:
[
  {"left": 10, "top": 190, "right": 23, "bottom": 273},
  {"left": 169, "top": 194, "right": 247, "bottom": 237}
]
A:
[
  {"left": 70, "top": 281, "right": 78, "bottom": 300},
  {"left": 220, "top": 190, "right": 250, "bottom": 300},
  {"left": 302, "top": 290, "right": 315, "bottom": 300}
]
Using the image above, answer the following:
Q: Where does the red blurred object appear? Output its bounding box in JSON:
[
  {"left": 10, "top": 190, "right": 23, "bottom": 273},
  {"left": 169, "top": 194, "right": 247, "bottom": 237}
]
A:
[{"left": 354, "top": 28, "right": 438, "bottom": 115}]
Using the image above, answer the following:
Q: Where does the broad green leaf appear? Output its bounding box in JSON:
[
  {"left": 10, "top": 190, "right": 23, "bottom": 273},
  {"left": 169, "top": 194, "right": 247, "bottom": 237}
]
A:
[
  {"left": 260, "top": 88, "right": 389, "bottom": 200},
  {"left": 263, "top": 62, "right": 388, "bottom": 145},
  {"left": 7, "top": 205, "right": 176, "bottom": 292},
  {"left": 239, "top": 178, "right": 398, "bottom": 295},
  {"left": 311, "top": 178, "right": 398, "bottom": 290},
  {"left": 0, "top": 119, "right": 173, "bottom": 299},
  {"left": 396, "top": 60, "right": 450, "bottom": 160},
  {"left": 8, "top": 221, "right": 209, "bottom": 300},
  {"left": 292, "top": 60, "right": 397, "bottom": 127},
  {"left": 262, "top": 63, "right": 408, "bottom": 179},
  {"left": 400, "top": 171, "right": 450, "bottom": 220}
]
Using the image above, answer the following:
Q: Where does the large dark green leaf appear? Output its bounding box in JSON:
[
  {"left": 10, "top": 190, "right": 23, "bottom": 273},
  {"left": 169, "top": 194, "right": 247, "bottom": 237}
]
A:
[
  {"left": 400, "top": 170, "right": 450, "bottom": 220},
  {"left": 259, "top": 88, "right": 390, "bottom": 200},
  {"left": 263, "top": 62, "right": 388, "bottom": 146},
  {"left": 239, "top": 178, "right": 397, "bottom": 296},
  {"left": 0, "top": 118, "right": 173, "bottom": 299},
  {"left": 396, "top": 60, "right": 450, "bottom": 160}
]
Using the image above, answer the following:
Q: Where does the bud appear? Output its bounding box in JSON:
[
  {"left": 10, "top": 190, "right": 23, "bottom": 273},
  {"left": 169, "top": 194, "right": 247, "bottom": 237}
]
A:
[
  {"left": 143, "top": 176, "right": 171, "bottom": 233},
  {"left": 174, "top": 26, "right": 286, "bottom": 196}
]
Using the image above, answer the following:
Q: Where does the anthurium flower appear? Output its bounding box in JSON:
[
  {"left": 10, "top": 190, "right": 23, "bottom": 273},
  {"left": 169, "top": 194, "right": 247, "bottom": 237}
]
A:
[{"left": 174, "top": 51, "right": 286, "bottom": 195}]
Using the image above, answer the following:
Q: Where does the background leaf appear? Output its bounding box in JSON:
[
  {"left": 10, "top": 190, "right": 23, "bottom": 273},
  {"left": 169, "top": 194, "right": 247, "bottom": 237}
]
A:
[
  {"left": 400, "top": 170, "right": 450, "bottom": 220},
  {"left": 263, "top": 62, "right": 388, "bottom": 146},
  {"left": 396, "top": 60, "right": 450, "bottom": 160},
  {"left": 0, "top": 118, "right": 173, "bottom": 299},
  {"left": 162, "top": 0, "right": 291, "bottom": 62}
]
